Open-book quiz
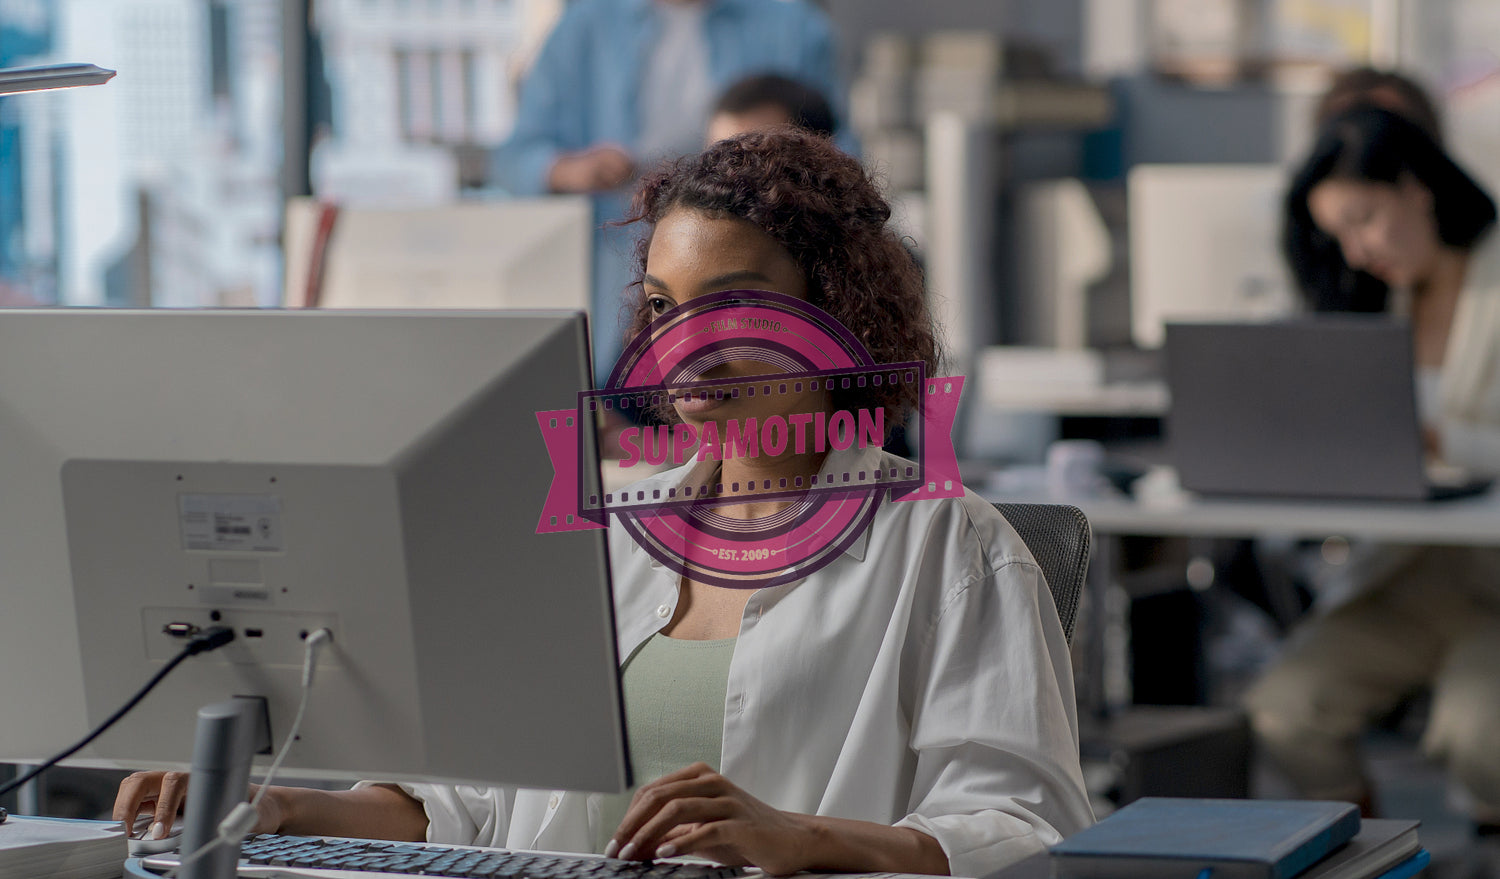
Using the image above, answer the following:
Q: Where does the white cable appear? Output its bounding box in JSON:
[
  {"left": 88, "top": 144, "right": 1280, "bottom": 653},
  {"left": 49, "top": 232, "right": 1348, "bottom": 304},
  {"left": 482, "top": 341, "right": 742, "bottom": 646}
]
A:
[
  {"left": 251, "top": 627, "right": 332, "bottom": 811},
  {"left": 164, "top": 628, "right": 333, "bottom": 878}
]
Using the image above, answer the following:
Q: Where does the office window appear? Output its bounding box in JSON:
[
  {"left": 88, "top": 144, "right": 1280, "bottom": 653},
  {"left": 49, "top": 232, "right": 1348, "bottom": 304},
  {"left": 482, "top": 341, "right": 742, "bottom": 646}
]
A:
[
  {"left": 2, "top": 0, "right": 546, "bottom": 307},
  {"left": 1396, "top": 0, "right": 1500, "bottom": 198},
  {"left": 394, "top": 47, "right": 417, "bottom": 139},
  {"left": 2, "top": 0, "right": 284, "bottom": 307},
  {"left": 313, "top": 0, "right": 533, "bottom": 205},
  {"left": 461, "top": 48, "right": 479, "bottom": 138}
]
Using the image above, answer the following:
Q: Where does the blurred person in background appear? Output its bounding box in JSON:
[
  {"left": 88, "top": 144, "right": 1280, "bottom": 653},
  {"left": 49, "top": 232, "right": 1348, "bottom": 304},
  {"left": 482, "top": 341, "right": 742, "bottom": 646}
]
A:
[
  {"left": 1293, "top": 67, "right": 1447, "bottom": 314},
  {"left": 1315, "top": 67, "right": 1444, "bottom": 144},
  {"left": 1248, "top": 94, "right": 1500, "bottom": 872},
  {"left": 491, "top": 0, "right": 843, "bottom": 383},
  {"left": 706, "top": 73, "right": 837, "bottom": 144}
]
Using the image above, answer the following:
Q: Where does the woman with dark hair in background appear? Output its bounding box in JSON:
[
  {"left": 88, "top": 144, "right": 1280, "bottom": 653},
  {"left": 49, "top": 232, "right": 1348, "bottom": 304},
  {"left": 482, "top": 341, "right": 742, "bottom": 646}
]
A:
[
  {"left": 1288, "top": 70, "right": 1455, "bottom": 316},
  {"left": 1249, "top": 104, "right": 1500, "bottom": 861},
  {"left": 1282, "top": 106, "right": 1498, "bottom": 449}
]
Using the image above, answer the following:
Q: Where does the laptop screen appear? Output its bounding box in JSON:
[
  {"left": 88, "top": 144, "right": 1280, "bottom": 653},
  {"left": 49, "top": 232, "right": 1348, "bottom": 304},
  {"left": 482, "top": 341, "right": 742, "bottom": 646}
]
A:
[{"left": 1164, "top": 318, "right": 1430, "bottom": 501}]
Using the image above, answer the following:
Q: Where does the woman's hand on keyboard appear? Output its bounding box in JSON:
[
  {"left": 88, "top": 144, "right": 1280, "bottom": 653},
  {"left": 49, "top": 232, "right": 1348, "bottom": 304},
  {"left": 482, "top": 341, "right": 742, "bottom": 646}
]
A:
[
  {"left": 606, "top": 763, "right": 951, "bottom": 876},
  {"left": 112, "top": 771, "right": 281, "bottom": 841},
  {"left": 604, "top": 762, "right": 814, "bottom": 875}
]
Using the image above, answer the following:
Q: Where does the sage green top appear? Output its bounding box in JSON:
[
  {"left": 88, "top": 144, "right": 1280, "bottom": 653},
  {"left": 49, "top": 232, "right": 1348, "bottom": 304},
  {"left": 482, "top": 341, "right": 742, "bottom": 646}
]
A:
[{"left": 594, "top": 633, "right": 737, "bottom": 853}]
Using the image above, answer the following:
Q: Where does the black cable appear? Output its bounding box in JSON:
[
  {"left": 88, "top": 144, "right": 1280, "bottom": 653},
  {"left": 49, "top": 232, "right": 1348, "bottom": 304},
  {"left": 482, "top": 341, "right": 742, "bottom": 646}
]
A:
[{"left": 0, "top": 626, "right": 236, "bottom": 802}]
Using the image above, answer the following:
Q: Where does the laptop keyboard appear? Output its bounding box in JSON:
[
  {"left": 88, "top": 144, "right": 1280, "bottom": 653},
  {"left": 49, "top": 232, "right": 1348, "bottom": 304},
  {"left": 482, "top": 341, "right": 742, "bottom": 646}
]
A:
[{"left": 228, "top": 834, "right": 749, "bottom": 879}]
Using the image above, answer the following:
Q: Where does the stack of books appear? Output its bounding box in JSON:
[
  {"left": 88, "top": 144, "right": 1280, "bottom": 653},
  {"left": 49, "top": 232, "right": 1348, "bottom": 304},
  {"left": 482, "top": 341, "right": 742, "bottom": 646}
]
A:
[
  {"left": 1049, "top": 798, "right": 1427, "bottom": 879},
  {"left": 0, "top": 815, "right": 128, "bottom": 879}
]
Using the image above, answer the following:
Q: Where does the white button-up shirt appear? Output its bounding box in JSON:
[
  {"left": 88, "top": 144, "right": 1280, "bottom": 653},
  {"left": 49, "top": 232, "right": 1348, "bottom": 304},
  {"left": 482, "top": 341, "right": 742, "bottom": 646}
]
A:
[{"left": 385, "top": 446, "right": 1094, "bottom": 877}]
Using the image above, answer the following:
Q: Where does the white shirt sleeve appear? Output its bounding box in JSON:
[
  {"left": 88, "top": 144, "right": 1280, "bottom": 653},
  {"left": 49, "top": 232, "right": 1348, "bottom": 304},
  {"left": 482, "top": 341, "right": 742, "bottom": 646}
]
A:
[
  {"left": 1438, "top": 233, "right": 1500, "bottom": 474},
  {"left": 893, "top": 554, "right": 1095, "bottom": 877},
  {"left": 1440, "top": 415, "right": 1500, "bottom": 475},
  {"left": 352, "top": 781, "right": 518, "bottom": 847}
]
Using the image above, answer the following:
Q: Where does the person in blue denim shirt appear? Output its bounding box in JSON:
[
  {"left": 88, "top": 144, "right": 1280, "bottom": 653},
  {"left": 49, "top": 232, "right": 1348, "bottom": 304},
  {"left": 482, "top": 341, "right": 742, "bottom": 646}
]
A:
[{"left": 491, "top": 0, "right": 843, "bottom": 383}]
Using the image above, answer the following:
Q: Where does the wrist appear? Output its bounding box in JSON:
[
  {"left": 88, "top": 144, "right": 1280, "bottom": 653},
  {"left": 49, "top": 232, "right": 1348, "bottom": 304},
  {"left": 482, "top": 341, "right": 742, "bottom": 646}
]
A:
[
  {"left": 795, "top": 815, "right": 949, "bottom": 875},
  {"left": 258, "top": 786, "right": 290, "bottom": 834},
  {"left": 791, "top": 813, "right": 828, "bottom": 873}
]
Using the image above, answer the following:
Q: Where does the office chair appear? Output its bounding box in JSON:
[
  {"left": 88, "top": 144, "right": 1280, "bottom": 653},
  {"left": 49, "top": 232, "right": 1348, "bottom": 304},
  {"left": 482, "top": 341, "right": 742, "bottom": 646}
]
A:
[{"left": 993, "top": 503, "right": 1091, "bottom": 643}]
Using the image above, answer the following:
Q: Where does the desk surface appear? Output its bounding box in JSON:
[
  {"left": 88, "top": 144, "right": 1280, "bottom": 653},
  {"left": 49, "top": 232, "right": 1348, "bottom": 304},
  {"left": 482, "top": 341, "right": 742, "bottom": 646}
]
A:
[
  {"left": 983, "top": 483, "right": 1500, "bottom": 546},
  {"left": 980, "top": 381, "right": 1168, "bottom": 417},
  {"left": 980, "top": 851, "right": 1048, "bottom": 879}
]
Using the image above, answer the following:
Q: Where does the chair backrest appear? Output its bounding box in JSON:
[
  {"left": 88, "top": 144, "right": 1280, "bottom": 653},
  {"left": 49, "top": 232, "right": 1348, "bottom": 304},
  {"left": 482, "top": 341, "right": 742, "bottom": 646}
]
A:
[{"left": 992, "top": 503, "right": 1091, "bottom": 643}]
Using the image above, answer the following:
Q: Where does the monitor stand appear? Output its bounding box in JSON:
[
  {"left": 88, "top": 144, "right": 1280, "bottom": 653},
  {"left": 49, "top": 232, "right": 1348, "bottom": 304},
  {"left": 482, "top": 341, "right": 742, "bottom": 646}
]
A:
[{"left": 178, "top": 698, "right": 271, "bottom": 879}]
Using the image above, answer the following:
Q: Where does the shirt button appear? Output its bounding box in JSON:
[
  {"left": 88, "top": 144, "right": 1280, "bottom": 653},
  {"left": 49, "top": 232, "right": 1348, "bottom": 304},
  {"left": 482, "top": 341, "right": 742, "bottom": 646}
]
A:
[
  {"left": 548, "top": 793, "right": 561, "bottom": 809},
  {"left": 656, "top": 605, "right": 671, "bottom": 618}
]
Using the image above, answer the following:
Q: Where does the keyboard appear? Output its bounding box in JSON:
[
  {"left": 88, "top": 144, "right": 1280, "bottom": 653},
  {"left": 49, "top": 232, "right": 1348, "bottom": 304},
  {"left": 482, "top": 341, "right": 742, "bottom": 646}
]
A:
[{"left": 141, "top": 833, "right": 750, "bottom": 879}]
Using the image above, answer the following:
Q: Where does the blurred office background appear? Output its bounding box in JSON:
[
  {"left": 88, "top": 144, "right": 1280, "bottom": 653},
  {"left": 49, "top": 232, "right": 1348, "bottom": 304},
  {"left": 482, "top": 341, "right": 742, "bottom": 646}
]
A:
[
  {"left": 3, "top": 0, "right": 1498, "bottom": 313},
  {"left": 4, "top": 0, "right": 1500, "bottom": 861}
]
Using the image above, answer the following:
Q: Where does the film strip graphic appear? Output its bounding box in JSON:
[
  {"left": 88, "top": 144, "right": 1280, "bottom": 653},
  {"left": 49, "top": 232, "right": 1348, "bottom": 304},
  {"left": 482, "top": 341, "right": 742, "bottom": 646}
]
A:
[
  {"left": 536, "top": 368, "right": 965, "bottom": 532},
  {"left": 582, "top": 363, "right": 928, "bottom": 515}
]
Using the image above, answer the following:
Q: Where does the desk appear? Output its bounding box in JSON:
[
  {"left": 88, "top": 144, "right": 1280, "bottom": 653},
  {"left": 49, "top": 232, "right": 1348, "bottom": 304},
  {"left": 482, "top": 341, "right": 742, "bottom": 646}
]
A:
[
  {"left": 981, "top": 846, "right": 1436, "bottom": 879},
  {"left": 981, "top": 381, "right": 1168, "bottom": 417},
  {"left": 1038, "top": 486, "right": 1500, "bottom": 546},
  {"left": 981, "top": 851, "right": 1048, "bottom": 879},
  {"left": 982, "top": 475, "right": 1500, "bottom": 714},
  {"left": 978, "top": 347, "right": 1168, "bottom": 418}
]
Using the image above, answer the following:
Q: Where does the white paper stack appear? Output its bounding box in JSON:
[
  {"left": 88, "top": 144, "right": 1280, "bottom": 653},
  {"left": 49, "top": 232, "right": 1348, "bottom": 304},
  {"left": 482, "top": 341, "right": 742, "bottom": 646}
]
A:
[{"left": 0, "top": 816, "right": 128, "bottom": 879}]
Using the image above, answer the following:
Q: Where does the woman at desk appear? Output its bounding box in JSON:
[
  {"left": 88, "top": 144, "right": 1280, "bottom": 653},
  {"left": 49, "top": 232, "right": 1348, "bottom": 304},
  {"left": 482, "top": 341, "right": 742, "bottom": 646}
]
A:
[
  {"left": 114, "top": 129, "right": 1095, "bottom": 876},
  {"left": 1249, "top": 104, "right": 1500, "bottom": 836}
]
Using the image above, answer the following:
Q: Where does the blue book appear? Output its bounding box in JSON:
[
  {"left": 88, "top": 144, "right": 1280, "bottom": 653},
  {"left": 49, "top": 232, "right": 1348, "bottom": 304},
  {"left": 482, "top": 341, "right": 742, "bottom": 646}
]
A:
[
  {"left": 1300, "top": 819, "right": 1421, "bottom": 879},
  {"left": 1372, "top": 850, "right": 1428, "bottom": 879},
  {"left": 1049, "top": 798, "right": 1361, "bottom": 879}
]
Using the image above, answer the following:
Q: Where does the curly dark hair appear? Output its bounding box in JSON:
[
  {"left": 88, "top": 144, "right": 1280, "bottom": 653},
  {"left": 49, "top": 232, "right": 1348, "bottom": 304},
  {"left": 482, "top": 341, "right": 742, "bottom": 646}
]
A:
[{"left": 620, "top": 126, "right": 940, "bottom": 434}]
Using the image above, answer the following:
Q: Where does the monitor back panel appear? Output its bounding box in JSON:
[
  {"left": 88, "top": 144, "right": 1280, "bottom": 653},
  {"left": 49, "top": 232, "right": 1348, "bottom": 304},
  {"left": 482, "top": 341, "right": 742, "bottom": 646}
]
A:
[
  {"left": 1164, "top": 319, "right": 1429, "bottom": 500},
  {"left": 0, "top": 309, "right": 629, "bottom": 794}
]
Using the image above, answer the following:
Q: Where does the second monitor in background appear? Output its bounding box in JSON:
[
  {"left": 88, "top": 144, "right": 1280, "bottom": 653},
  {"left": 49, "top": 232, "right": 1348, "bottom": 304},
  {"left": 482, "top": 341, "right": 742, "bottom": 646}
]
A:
[
  {"left": 283, "top": 196, "right": 592, "bottom": 311},
  {"left": 1129, "top": 164, "right": 1299, "bottom": 348}
]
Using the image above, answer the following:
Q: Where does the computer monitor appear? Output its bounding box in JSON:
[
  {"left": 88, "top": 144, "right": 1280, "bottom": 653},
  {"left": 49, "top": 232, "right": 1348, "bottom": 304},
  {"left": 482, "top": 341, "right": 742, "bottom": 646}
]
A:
[
  {"left": 282, "top": 196, "right": 593, "bottom": 312},
  {"left": 0, "top": 308, "right": 628, "bottom": 796},
  {"left": 1128, "top": 164, "right": 1300, "bottom": 348}
]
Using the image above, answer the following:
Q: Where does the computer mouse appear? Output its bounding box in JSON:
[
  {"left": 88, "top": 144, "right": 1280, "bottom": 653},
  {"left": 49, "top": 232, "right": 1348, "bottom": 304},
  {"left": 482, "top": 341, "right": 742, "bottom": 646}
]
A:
[
  {"left": 123, "top": 814, "right": 153, "bottom": 838},
  {"left": 126, "top": 818, "right": 185, "bottom": 856}
]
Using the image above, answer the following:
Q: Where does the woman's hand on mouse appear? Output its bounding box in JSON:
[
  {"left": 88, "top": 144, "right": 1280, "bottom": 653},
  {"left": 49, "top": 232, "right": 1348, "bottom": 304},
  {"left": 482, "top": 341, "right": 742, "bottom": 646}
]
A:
[
  {"left": 113, "top": 770, "right": 281, "bottom": 840},
  {"left": 113, "top": 773, "right": 426, "bottom": 843}
]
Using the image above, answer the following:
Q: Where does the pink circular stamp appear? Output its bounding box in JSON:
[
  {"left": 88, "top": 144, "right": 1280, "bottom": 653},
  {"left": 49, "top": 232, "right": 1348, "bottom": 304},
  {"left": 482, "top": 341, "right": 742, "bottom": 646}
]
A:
[{"left": 537, "top": 290, "right": 966, "bottom": 590}]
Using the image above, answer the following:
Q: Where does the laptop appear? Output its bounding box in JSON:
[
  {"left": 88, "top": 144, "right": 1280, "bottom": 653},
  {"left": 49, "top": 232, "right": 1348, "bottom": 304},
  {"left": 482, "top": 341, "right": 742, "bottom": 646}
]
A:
[{"left": 1164, "top": 318, "right": 1492, "bottom": 501}]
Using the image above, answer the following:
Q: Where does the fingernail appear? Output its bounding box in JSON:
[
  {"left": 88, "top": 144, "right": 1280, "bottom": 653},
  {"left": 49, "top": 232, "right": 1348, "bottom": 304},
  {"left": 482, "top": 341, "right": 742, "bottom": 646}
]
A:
[
  {"left": 603, "top": 839, "right": 619, "bottom": 858},
  {"left": 619, "top": 843, "right": 637, "bottom": 860},
  {"left": 656, "top": 843, "right": 677, "bottom": 859},
  {"left": 150, "top": 822, "right": 165, "bottom": 840}
]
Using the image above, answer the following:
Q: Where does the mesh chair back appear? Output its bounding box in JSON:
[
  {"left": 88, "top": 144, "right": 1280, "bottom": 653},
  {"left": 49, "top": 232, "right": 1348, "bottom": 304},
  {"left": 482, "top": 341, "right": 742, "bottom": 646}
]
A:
[{"left": 992, "top": 503, "right": 1091, "bottom": 643}]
